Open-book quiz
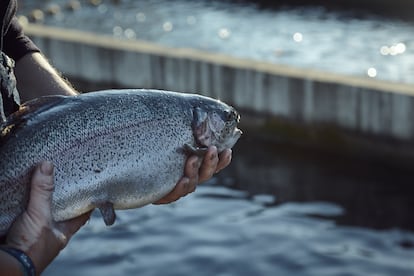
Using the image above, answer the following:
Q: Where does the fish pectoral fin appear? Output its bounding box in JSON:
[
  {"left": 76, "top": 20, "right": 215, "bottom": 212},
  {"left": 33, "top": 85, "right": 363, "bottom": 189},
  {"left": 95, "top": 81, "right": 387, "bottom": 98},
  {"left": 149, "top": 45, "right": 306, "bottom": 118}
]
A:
[
  {"left": 97, "top": 202, "right": 116, "bottom": 226},
  {"left": 183, "top": 143, "right": 208, "bottom": 157}
]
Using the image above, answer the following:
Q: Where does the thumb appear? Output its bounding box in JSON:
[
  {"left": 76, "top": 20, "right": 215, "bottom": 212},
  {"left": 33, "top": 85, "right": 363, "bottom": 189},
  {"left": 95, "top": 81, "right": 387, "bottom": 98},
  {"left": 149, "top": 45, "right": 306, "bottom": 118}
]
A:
[{"left": 26, "top": 161, "right": 55, "bottom": 223}]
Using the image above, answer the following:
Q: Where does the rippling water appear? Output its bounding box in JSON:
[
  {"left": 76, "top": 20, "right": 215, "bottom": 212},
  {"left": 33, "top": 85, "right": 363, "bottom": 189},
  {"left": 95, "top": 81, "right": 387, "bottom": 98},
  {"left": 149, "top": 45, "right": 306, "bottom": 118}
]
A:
[
  {"left": 44, "top": 138, "right": 414, "bottom": 276},
  {"left": 44, "top": 190, "right": 414, "bottom": 276},
  {"left": 18, "top": 0, "right": 414, "bottom": 84}
]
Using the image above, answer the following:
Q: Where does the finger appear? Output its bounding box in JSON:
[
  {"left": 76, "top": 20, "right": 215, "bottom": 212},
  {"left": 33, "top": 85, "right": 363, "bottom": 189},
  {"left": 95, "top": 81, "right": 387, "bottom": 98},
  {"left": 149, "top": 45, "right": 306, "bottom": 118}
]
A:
[
  {"left": 198, "top": 146, "right": 219, "bottom": 183},
  {"left": 153, "top": 177, "right": 191, "bottom": 205},
  {"left": 57, "top": 211, "right": 91, "bottom": 241},
  {"left": 182, "top": 155, "right": 201, "bottom": 192},
  {"left": 184, "top": 155, "right": 202, "bottom": 178},
  {"left": 216, "top": 149, "right": 232, "bottom": 173},
  {"left": 154, "top": 155, "right": 202, "bottom": 205},
  {"left": 186, "top": 154, "right": 201, "bottom": 188},
  {"left": 26, "top": 161, "right": 55, "bottom": 222}
]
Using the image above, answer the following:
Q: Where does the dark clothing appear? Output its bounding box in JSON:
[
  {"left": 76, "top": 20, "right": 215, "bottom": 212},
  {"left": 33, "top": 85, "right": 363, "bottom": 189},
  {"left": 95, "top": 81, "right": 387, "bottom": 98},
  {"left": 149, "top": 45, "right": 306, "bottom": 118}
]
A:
[
  {"left": 0, "top": 0, "right": 40, "bottom": 122},
  {"left": 0, "top": 0, "right": 16, "bottom": 44},
  {"left": 0, "top": 50, "right": 19, "bottom": 122},
  {"left": 1, "top": 0, "right": 40, "bottom": 61}
]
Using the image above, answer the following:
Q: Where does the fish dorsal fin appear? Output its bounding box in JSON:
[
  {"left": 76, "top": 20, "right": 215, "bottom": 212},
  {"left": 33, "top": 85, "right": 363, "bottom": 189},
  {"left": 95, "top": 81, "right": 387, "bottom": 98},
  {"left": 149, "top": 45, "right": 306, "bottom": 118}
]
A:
[
  {"left": 0, "top": 95, "right": 67, "bottom": 143},
  {"left": 6, "top": 95, "right": 67, "bottom": 123}
]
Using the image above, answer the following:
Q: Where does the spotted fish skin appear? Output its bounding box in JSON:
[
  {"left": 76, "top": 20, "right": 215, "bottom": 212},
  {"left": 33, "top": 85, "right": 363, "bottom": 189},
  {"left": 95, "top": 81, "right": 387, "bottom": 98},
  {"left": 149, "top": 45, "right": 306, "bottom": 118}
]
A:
[{"left": 0, "top": 89, "right": 241, "bottom": 235}]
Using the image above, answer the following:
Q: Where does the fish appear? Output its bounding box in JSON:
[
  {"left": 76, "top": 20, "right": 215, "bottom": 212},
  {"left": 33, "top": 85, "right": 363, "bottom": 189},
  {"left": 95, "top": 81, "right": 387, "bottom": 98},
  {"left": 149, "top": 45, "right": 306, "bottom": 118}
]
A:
[{"left": 0, "top": 89, "right": 241, "bottom": 236}]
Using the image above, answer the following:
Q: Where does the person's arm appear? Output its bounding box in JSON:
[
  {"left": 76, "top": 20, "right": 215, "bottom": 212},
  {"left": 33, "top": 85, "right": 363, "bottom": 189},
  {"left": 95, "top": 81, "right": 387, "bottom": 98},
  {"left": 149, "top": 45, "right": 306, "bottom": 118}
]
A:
[
  {"left": 0, "top": 249, "right": 24, "bottom": 276},
  {"left": 14, "top": 52, "right": 77, "bottom": 101}
]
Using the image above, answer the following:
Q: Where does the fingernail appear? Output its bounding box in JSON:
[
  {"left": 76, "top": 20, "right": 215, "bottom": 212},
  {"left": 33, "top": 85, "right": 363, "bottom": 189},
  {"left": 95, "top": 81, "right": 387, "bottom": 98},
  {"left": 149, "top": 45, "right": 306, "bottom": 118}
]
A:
[
  {"left": 210, "top": 151, "right": 218, "bottom": 161},
  {"left": 41, "top": 161, "right": 54, "bottom": 176}
]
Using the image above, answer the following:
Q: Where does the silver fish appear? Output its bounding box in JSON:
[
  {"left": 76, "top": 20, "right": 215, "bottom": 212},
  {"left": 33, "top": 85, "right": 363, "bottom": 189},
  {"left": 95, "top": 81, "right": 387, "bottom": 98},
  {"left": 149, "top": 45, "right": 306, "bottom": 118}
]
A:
[{"left": 0, "top": 89, "right": 241, "bottom": 235}]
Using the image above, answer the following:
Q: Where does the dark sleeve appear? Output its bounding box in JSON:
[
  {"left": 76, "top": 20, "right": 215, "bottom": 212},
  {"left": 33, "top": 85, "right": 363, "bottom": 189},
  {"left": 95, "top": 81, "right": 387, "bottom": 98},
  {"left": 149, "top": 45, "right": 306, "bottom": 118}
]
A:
[{"left": 3, "top": 17, "right": 40, "bottom": 62}]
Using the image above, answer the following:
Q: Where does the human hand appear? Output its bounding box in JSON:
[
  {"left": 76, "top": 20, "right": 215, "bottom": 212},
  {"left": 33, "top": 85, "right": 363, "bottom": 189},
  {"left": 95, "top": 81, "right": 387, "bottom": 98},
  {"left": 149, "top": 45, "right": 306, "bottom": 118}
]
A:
[
  {"left": 154, "top": 146, "right": 232, "bottom": 204},
  {"left": 5, "top": 161, "right": 90, "bottom": 274}
]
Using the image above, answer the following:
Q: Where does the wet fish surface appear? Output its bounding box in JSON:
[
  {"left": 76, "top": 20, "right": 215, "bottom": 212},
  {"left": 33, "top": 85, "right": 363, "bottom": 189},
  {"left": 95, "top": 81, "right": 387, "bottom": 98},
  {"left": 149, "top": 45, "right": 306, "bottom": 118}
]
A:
[{"left": 0, "top": 89, "right": 241, "bottom": 235}]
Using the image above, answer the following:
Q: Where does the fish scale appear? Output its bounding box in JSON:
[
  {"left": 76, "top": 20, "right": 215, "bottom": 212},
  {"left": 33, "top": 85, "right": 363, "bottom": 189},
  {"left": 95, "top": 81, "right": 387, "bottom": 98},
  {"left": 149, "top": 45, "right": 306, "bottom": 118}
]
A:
[{"left": 0, "top": 89, "right": 241, "bottom": 235}]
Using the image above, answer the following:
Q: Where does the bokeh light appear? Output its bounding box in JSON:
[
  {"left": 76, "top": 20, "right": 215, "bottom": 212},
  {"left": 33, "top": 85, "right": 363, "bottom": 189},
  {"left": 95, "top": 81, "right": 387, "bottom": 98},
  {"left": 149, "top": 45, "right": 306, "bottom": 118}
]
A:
[
  {"left": 293, "top": 32, "right": 303, "bottom": 42},
  {"left": 218, "top": 28, "right": 231, "bottom": 39},
  {"left": 136, "top": 12, "right": 146, "bottom": 22},
  {"left": 367, "top": 67, "right": 377, "bottom": 78},
  {"left": 380, "top": 42, "right": 406, "bottom": 56},
  {"left": 163, "top": 21, "right": 173, "bottom": 32}
]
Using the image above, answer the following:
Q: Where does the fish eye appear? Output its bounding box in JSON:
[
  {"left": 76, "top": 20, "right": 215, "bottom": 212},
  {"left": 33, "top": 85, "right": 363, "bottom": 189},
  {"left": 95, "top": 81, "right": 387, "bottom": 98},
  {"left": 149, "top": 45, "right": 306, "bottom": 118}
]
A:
[
  {"left": 225, "top": 109, "right": 235, "bottom": 121},
  {"left": 227, "top": 109, "right": 240, "bottom": 122}
]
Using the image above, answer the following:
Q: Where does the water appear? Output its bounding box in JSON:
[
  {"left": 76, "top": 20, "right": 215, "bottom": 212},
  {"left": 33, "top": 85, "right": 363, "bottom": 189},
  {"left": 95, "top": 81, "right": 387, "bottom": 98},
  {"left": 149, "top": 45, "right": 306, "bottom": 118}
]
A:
[
  {"left": 18, "top": 0, "right": 414, "bottom": 84},
  {"left": 43, "top": 138, "right": 414, "bottom": 276}
]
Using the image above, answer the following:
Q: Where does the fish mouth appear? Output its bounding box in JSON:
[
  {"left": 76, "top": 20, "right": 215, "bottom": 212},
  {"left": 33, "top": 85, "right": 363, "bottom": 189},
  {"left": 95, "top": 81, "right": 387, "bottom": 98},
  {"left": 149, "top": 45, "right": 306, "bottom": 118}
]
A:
[
  {"left": 234, "top": 127, "right": 242, "bottom": 139},
  {"left": 226, "top": 109, "right": 242, "bottom": 142},
  {"left": 220, "top": 126, "right": 242, "bottom": 150}
]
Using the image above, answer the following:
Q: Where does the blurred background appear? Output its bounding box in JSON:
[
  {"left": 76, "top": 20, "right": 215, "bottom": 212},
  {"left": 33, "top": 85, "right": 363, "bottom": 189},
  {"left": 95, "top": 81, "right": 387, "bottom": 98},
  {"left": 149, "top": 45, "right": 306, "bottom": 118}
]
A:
[
  {"left": 17, "top": 1, "right": 414, "bottom": 275},
  {"left": 17, "top": 0, "right": 414, "bottom": 83}
]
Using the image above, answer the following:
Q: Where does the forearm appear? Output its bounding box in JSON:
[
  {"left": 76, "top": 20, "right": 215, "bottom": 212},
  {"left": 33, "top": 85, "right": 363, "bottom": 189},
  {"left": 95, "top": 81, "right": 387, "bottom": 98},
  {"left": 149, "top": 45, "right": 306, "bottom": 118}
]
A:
[
  {"left": 14, "top": 52, "right": 78, "bottom": 102},
  {"left": 0, "top": 250, "right": 24, "bottom": 276}
]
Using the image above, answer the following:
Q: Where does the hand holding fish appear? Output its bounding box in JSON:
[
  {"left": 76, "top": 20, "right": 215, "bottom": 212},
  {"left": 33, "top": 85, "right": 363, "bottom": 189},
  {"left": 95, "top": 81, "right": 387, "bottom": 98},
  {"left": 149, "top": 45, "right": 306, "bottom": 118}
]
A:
[
  {"left": 154, "top": 146, "right": 232, "bottom": 204},
  {"left": 3, "top": 161, "right": 90, "bottom": 275}
]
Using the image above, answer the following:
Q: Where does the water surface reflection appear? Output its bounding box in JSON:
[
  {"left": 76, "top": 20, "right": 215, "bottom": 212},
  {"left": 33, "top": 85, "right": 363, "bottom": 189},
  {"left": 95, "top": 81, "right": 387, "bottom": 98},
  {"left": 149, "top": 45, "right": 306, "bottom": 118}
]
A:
[
  {"left": 18, "top": 0, "right": 414, "bottom": 83},
  {"left": 225, "top": 136, "right": 414, "bottom": 231}
]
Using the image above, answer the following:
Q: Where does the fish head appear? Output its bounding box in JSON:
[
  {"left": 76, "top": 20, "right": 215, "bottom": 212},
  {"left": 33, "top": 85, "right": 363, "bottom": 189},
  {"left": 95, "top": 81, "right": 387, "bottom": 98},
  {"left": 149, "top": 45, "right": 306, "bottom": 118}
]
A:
[{"left": 192, "top": 100, "right": 242, "bottom": 152}]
